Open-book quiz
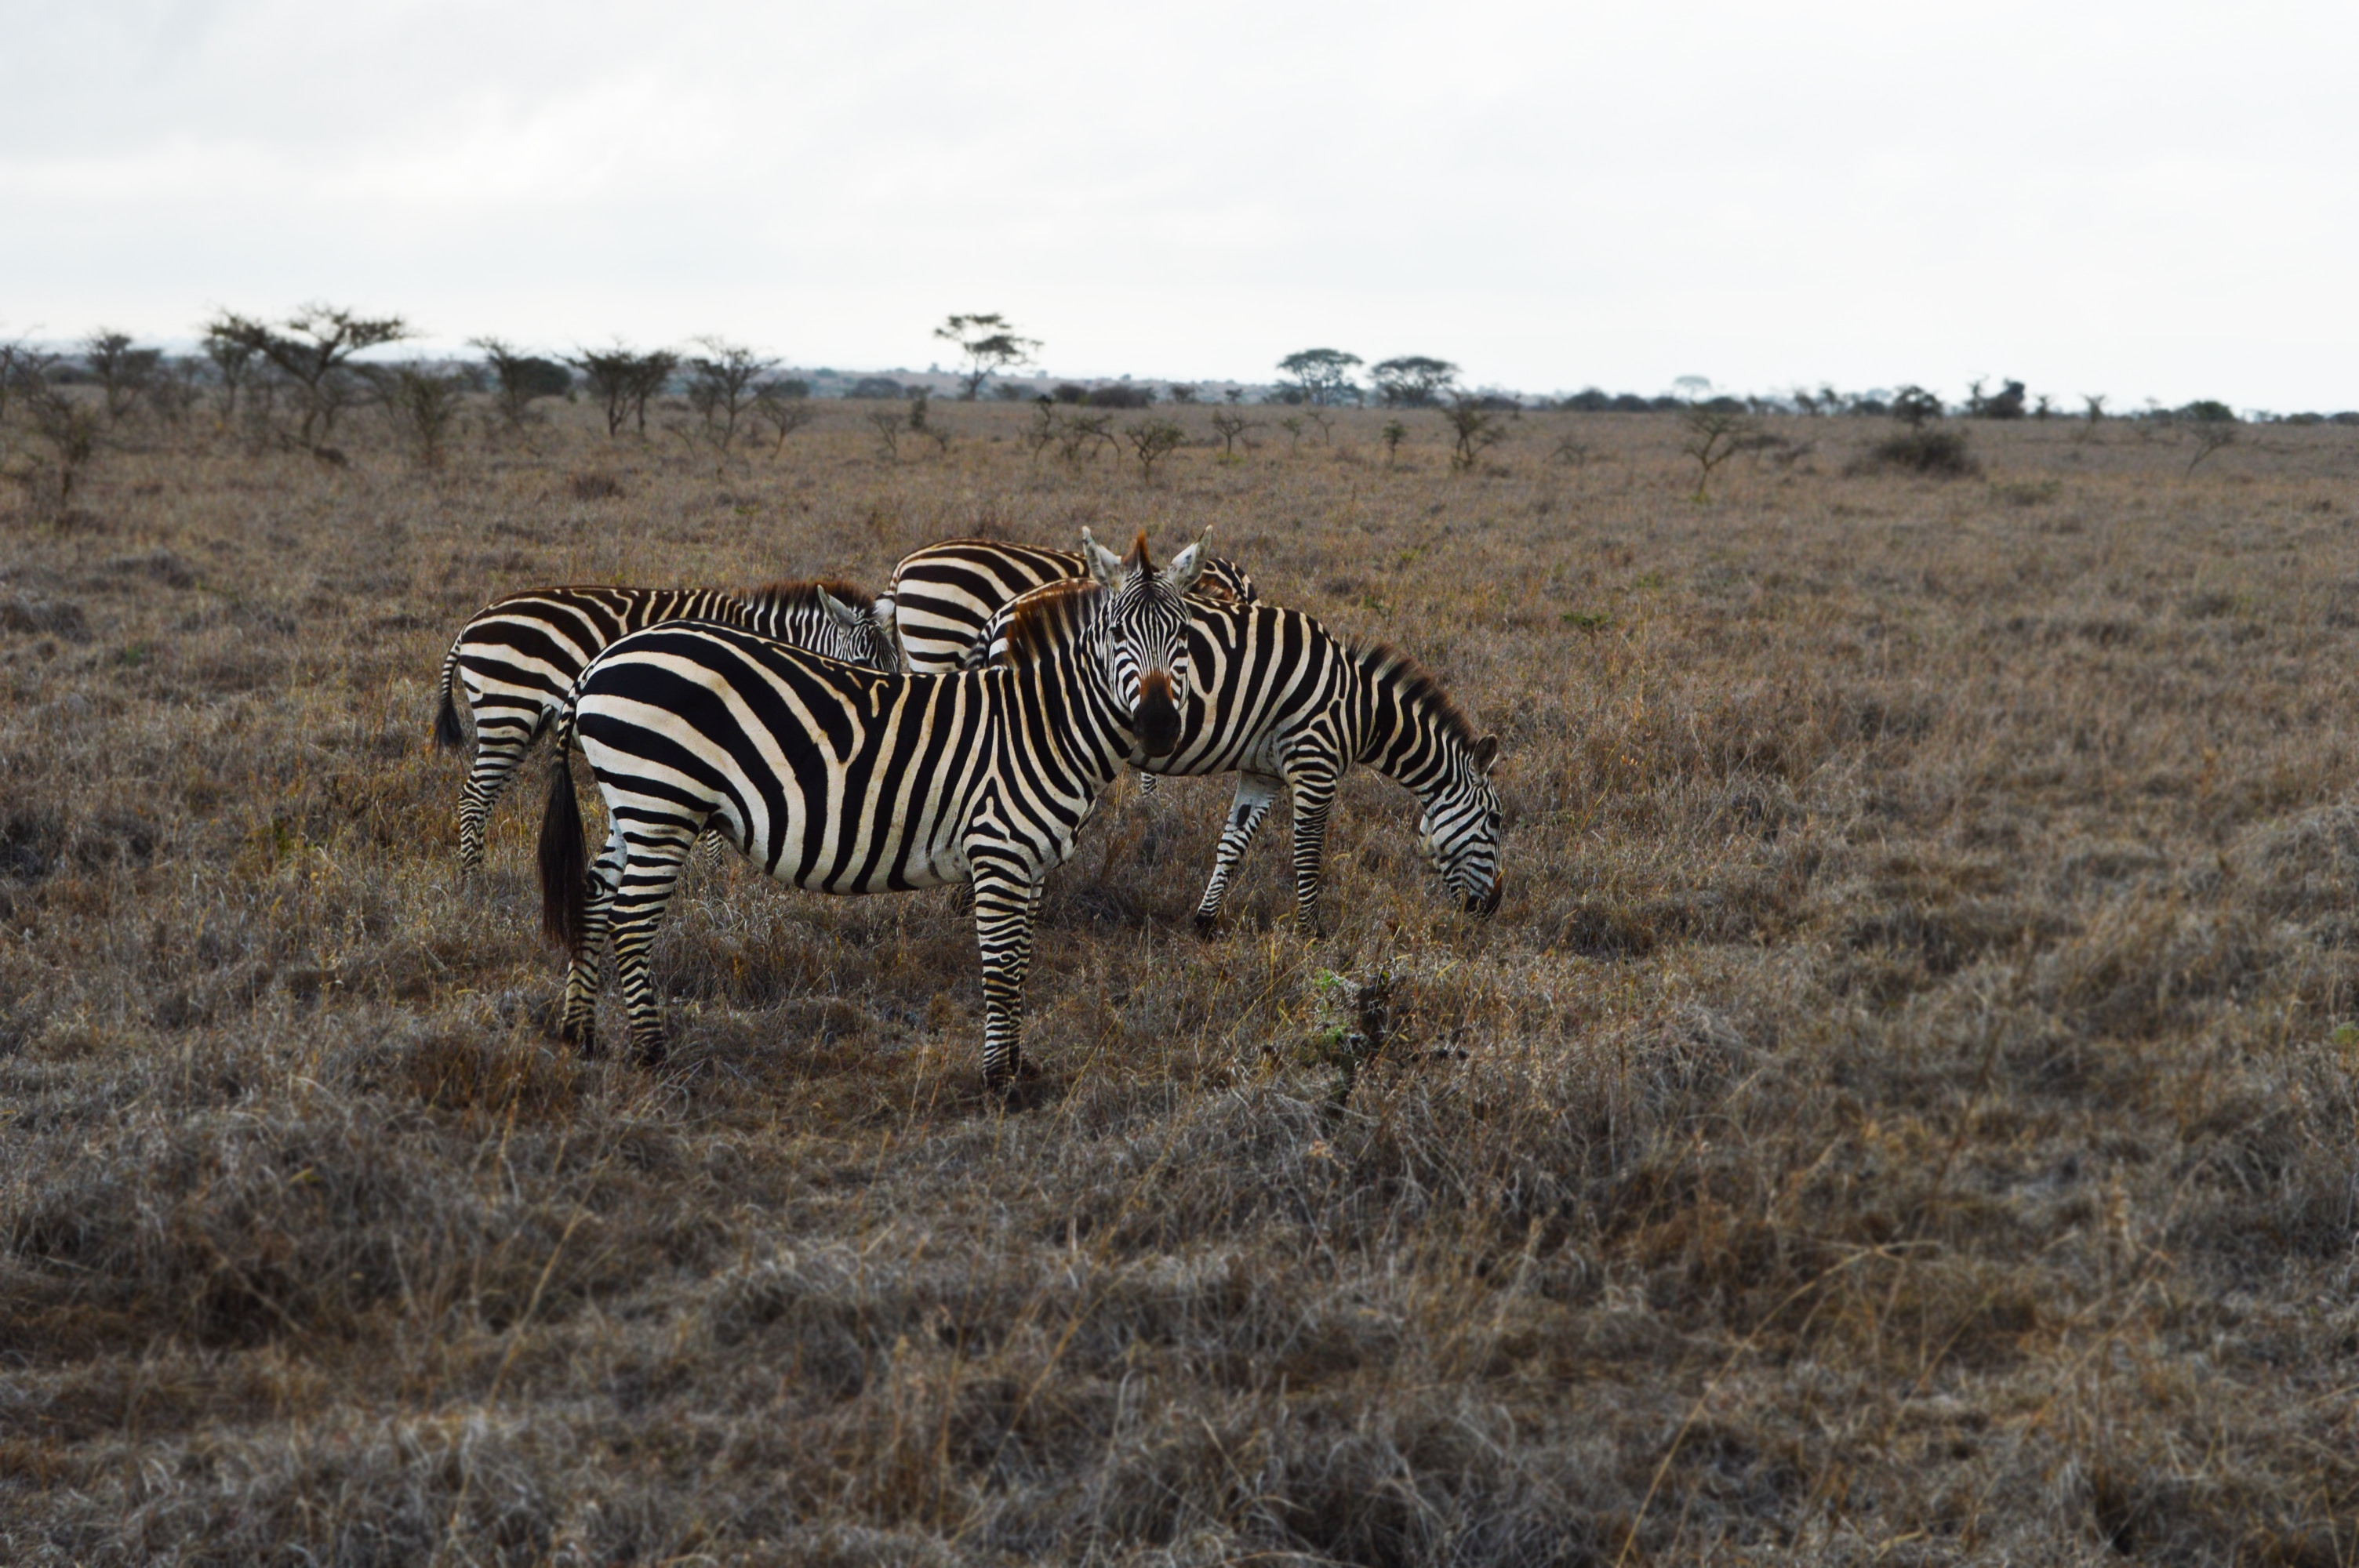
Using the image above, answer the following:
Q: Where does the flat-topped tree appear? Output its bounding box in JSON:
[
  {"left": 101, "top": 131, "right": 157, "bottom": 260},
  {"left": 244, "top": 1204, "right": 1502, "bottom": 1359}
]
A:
[
  {"left": 569, "top": 345, "right": 678, "bottom": 436},
  {"left": 205, "top": 304, "right": 409, "bottom": 446},
  {"left": 472, "top": 338, "right": 572, "bottom": 431},
  {"left": 1278, "top": 347, "right": 1362, "bottom": 406},
  {"left": 935, "top": 314, "right": 1039, "bottom": 401},
  {"left": 1372, "top": 356, "right": 1459, "bottom": 408}
]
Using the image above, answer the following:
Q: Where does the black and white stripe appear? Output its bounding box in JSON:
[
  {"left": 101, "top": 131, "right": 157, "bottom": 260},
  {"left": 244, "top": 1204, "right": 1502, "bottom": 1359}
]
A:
[
  {"left": 885, "top": 533, "right": 1256, "bottom": 675},
  {"left": 976, "top": 591, "right": 1503, "bottom": 933},
  {"left": 433, "top": 580, "right": 898, "bottom": 868},
  {"left": 536, "top": 532, "right": 1209, "bottom": 1083}
]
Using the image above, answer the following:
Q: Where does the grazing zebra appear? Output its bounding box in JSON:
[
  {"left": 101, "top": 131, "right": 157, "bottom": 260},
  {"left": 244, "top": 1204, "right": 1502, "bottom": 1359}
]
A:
[
  {"left": 536, "top": 531, "right": 1208, "bottom": 1082},
  {"left": 973, "top": 590, "right": 1503, "bottom": 933},
  {"left": 432, "top": 580, "right": 899, "bottom": 869},
  {"left": 885, "top": 532, "right": 1256, "bottom": 675}
]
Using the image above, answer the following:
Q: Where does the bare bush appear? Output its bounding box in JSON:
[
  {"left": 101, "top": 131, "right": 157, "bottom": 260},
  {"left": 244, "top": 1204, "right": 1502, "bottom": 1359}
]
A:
[
  {"left": 1123, "top": 417, "right": 1186, "bottom": 482},
  {"left": 381, "top": 366, "right": 469, "bottom": 469},
  {"left": 1441, "top": 394, "right": 1511, "bottom": 473}
]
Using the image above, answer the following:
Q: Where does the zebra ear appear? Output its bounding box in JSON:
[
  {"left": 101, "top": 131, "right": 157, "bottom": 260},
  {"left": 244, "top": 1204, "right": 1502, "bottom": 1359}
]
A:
[
  {"left": 1472, "top": 734, "right": 1500, "bottom": 773},
  {"left": 1081, "top": 527, "right": 1124, "bottom": 586},
  {"left": 1165, "top": 528, "right": 1211, "bottom": 593},
  {"left": 817, "top": 586, "right": 863, "bottom": 630}
]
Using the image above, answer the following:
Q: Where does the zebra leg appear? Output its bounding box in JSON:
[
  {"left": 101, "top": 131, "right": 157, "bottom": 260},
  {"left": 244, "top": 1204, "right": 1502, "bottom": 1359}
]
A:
[
  {"left": 560, "top": 820, "right": 628, "bottom": 1054},
  {"left": 969, "top": 858, "right": 1039, "bottom": 1092},
  {"left": 457, "top": 724, "right": 536, "bottom": 869},
  {"left": 691, "top": 824, "right": 728, "bottom": 874},
  {"left": 1285, "top": 753, "right": 1344, "bottom": 938},
  {"left": 1192, "top": 771, "right": 1281, "bottom": 935},
  {"left": 607, "top": 826, "right": 697, "bottom": 1067},
  {"left": 1136, "top": 769, "right": 1159, "bottom": 800}
]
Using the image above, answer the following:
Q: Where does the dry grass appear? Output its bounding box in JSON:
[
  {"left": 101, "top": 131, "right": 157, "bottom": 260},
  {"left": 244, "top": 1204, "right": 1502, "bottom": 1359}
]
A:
[{"left": 3, "top": 398, "right": 2358, "bottom": 1563}]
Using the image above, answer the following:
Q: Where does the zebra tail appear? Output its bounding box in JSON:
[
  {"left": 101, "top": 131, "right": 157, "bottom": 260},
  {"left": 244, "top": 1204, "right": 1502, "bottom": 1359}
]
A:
[
  {"left": 537, "top": 729, "right": 588, "bottom": 954},
  {"left": 431, "top": 638, "right": 467, "bottom": 752}
]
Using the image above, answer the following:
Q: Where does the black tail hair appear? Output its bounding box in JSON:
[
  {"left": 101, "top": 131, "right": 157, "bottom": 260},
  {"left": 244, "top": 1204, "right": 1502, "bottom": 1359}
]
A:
[
  {"left": 432, "top": 641, "right": 467, "bottom": 751},
  {"left": 433, "top": 685, "right": 466, "bottom": 751},
  {"left": 538, "top": 745, "right": 587, "bottom": 953}
]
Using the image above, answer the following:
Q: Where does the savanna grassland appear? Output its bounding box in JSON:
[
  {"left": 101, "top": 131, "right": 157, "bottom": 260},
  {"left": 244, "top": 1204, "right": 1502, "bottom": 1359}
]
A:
[{"left": 3, "top": 397, "right": 2357, "bottom": 1565}]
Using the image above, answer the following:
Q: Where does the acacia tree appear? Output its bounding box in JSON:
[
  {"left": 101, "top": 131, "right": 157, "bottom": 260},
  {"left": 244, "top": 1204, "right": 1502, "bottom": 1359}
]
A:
[
  {"left": 472, "top": 338, "right": 572, "bottom": 431},
  {"left": 1209, "top": 409, "right": 1256, "bottom": 458},
  {"left": 570, "top": 345, "right": 678, "bottom": 436},
  {"left": 934, "top": 314, "right": 1039, "bottom": 400},
  {"left": 1441, "top": 394, "right": 1510, "bottom": 473},
  {"left": 1125, "top": 418, "right": 1186, "bottom": 483},
  {"left": 1679, "top": 405, "right": 1761, "bottom": 501},
  {"left": 1890, "top": 385, "right": 1944, "bottom": 427},
  {"left": 82, "top": 331, "right": 161, "bottom": 424},
  {"left": 752, "top": 380, "right": 817, "bottom": 452},
  {"left": 684, "top": 338, "right": 775, "bottom": 451},
  {"left": 1277, "top": 347, "right": 1362, "bottom": 405},
  {"left": 1371, "top": 355, "right": 1458, "bottom": 408},
  {"left": 201, "top": 324, "right": 260, "bottom": 426},
  {"left": 205, "top": 304, "right": 409, "bottom": 446}
]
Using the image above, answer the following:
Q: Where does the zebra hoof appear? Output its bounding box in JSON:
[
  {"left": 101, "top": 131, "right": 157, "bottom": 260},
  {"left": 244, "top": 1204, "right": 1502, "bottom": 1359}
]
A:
[
  {"left": 631, "top": 1038, "right": 669, "bottom": 1070},
  {"left": 560, "top": 1021, "right": 598, "bottom": 1057},
  {"left": 1191, "top": 911, "right": 1221, "bottom": 939}
]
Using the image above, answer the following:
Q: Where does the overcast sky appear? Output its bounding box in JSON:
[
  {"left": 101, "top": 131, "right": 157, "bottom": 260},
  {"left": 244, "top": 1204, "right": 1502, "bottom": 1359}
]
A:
[{"left": 4, "top": 1, "right": 2354, "bottom": 408}]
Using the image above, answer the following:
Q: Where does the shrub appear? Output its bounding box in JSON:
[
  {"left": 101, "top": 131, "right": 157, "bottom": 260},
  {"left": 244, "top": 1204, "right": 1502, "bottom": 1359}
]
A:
[
  {"left": 1089, "top": 384, "right": 1154, "bottom": 410},
  {"left": 1846, "top": 428, "right": 1980, "bottom": 477},
  {"left": 1560, "top": 389, "right": 1612, "bottom": 412},
  {"left": 1890, "top": 386, "right": 1945, "bottom": 427},
  {"left": 1968, "top": 379, "right": 2028, "bottom": 419},
  {"left": 1052, "top": 383, "right": 1091, "bottom": 405},
  {"left": 2179, "top": 399, "right": 2237, "bottom": 423},
  {"left": 843, "top": 376, "right": 907, "bottom": 401}
]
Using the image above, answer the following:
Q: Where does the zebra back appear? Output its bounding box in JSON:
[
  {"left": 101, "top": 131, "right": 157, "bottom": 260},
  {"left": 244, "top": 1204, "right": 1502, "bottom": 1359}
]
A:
[
  {"left": 887, "top": 536, "right": 1259, "bottom": 675},
  {"left": 735, "top": 579, "right": 902, "bottom": 673}
]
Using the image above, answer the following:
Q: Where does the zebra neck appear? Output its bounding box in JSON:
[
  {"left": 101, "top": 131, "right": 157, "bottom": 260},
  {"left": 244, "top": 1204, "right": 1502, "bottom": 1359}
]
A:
[
  {"left": 1351, "top": 661, "right": 1464, "bottom": 803},
  {"left": 989, "top": 655, "right": 1133, "bottom": 794}
]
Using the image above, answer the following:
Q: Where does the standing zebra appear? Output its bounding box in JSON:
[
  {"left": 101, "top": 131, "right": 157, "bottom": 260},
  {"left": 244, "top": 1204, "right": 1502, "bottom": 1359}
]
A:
[
  {"left": 536, "top": 531, "right": 1208, "bottom": 1083},
  {"left": 885, "top": 532, "right": 1256, "bottom": 674},
  {"left": 972, "top": 589, "right": 1504, "bottom": 933},
  {"left": 433, "top": 580, "right": 898, "bottom": 869}
]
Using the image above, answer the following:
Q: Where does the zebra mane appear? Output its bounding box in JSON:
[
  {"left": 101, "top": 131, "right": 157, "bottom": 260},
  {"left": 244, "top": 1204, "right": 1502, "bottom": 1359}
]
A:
[
  {"left": 740, "top": 578, "right": 874, "bottom": 615},
  {"left": 1350, "top": 641, "right": 1483, "bottom": 753},
  {"left": 1001, "top": 578, "right": 1105, "bottom": 666}
]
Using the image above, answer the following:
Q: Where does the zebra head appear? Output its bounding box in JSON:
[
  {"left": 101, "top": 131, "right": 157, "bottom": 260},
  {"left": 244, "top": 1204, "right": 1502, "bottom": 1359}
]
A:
[
  {"left": 1081, "top": 526, "right": 1207, "bottom": 758},
  {"left": 1418, "top": 732, "right": 1504, "bottom": 916},
  {"left": 816, "top": 584, "right": 905, "bottom": 673}
]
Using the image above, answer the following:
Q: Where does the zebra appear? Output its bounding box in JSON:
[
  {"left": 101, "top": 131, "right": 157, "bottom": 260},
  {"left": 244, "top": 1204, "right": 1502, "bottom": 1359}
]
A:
[
  {"left": 432, "top": 580, "right": 899, "bottom": 869},
  {"left": 885, "top": 532, "right": 1256, "bottom": 675},
  {"left": 970, "top": 588, "right": 1503, "bottom": 934},
  {"left": 535, "top": 530, "right": 1209, "bottom": 1083}
]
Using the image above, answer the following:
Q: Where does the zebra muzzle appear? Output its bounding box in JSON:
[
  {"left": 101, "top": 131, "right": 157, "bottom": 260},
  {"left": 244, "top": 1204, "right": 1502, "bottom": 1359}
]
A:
[{"left": 1136, "top": 671, "right": 1181, "bottom": 757}]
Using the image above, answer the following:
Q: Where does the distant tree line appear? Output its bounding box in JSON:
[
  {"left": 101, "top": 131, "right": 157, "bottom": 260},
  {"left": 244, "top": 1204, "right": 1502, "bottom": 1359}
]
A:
[{"left": 8, "top": 301, "right": 2357, "bottom": 512}]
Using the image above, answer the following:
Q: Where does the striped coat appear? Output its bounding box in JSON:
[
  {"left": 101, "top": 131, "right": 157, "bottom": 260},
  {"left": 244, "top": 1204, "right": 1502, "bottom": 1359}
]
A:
[
  {"left": 886, "top": 532, "right": 1256, "bottom": 674},
  {"left": 433, "top": 580, "right": 896, "bottom": 868},
  {"left": 537, "top": 532, "right": 1209, "bottom": 1082},
  {"left": 976, "top": 591, "right": 1504, "bottom": 933}
]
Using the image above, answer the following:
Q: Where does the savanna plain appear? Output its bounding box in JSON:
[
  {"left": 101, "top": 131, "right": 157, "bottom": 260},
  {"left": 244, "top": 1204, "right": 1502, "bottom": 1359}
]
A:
[{"left": 2, "top": 398, "right": 2357, "bottom": 1566}]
